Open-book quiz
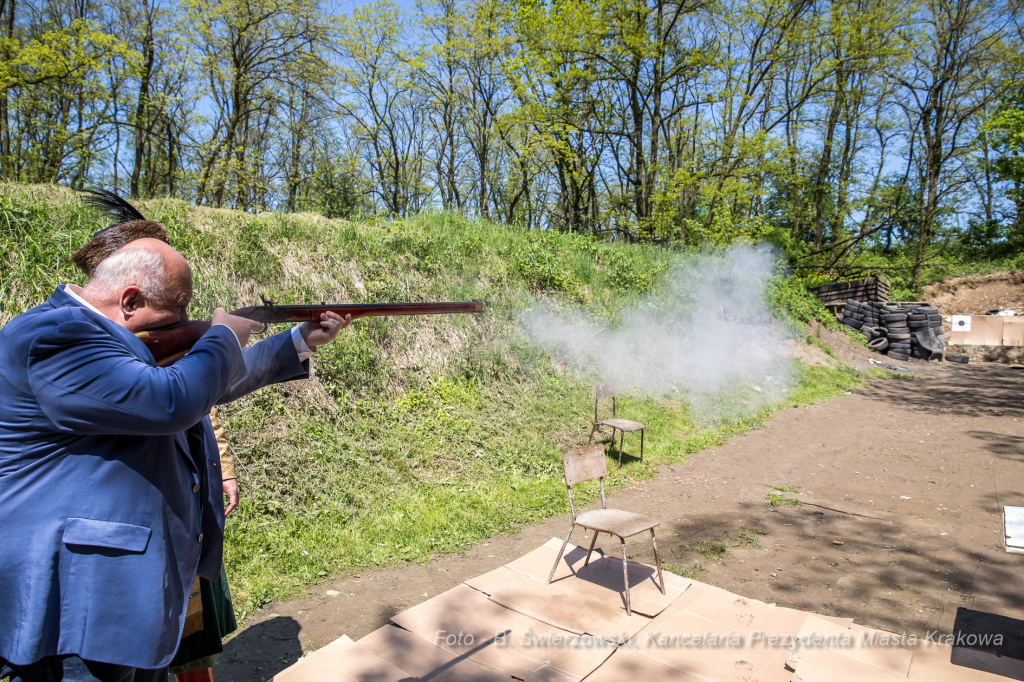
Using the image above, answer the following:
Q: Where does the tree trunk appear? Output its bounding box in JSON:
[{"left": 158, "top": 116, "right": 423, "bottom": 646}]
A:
[{"left": 130, "top": 10, "right": 155, "bottom": 197}]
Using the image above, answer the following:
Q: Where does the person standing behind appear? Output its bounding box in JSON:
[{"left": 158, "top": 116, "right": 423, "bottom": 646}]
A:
[{"left": 166, "top": 409, "right": 238, "bottom": 682}]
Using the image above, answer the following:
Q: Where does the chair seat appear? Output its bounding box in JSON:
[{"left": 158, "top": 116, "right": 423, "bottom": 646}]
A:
[
  {"left": 576, "top": 509, "right": 658, "bottom": 538},
  {"left": 599, "top": 418, "right": 644, "bottom": 432}
]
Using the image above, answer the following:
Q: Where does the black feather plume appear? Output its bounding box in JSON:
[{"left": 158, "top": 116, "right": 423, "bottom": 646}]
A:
[{"left": 77, "top": 188, "right": 147, "bottom": 231}]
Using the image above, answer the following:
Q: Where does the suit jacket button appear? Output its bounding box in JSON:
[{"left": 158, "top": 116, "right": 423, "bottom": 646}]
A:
[
  {"left": 197, "top": 533, "right": 204, "bottom": 543},
  {"left": 193, "top": 484, "right": 200, "bottom": 493}
]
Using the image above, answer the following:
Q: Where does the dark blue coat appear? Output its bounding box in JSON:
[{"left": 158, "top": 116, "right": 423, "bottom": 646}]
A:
[{"left": 0, "top": 286, "right": 308, "bottom": 668}]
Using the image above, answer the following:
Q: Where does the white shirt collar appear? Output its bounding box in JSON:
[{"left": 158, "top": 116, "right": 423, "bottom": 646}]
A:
[{"left": 63, "top": 284, "right": 104, "bottom": 316}]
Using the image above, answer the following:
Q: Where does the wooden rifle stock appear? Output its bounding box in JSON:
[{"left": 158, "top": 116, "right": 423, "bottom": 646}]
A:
[{"left": 136, "top": 301, "right": 484, "bottom": 365}]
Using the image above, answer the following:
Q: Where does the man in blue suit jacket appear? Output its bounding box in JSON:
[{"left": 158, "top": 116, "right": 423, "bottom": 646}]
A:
[{"left": 0, "top": 238, "right": 348, "bottom": 680}]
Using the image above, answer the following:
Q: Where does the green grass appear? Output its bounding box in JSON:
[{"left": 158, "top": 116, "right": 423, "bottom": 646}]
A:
[
  {"left": 1, "top": 183, "right": 876, "bottom": 617},
  {"left": 767, "top": 483, "right": 799, "bottom": 493},
  {"left": 664, "top": 561, "right": 708, "bottom": 579},
  {"left": 768, "top": 492, "right": 802, "bottom": 507},
  {"left": 806, "top": 334, "right": 836, "bottom": 358},
  {"left": 737, "top": 528, "right": 767, "bottom": 549},
  {"left": 692, "top": 539, "right": 731, "bottom": 563}
]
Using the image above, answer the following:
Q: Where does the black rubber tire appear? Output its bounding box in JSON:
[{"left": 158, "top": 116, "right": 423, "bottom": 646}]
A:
[
  {"left": 846, "top": 299, "right": 862, "bottom": 308},
  {"left": 889, "top": 345, "right": 911, "bottom": 354},
  {"left": 868, "top": 327, "right": 884, "bottom": 339},
  {"left": 947, "top": 354, "right": 969, "bottom": 364},
  {"left": 887, "top": 333, "right": 911, "bottom": 341},
  {"left": 928, "top": 320, "right": 943, "bottom": 328},
  {"left": 889, "top": 339, "right": 911, "bottom": 348},
  {"left": 886, "top": 324, "right": 909, "bottom": 332},
  {"left": 918, "top": 306, "right": 939, "bottom": 314},
  {"left": 888, "top": 352, "right": 910, "bottom": 361},
  {"left": 883, "top": 313, "right": 907, "bottom": 323},
  {"left": 928, "top": 313, "right": 941, "bottom": 320},
  {"left": 908, "top": 313, "right": 927, "bottom": 321},
  {"left": 868, "top": 338, "right": 889, "bottom": 351},
  {"left": 904, "top": 304, "right": 921, "bottom": 309},
  {"left": 908, "top": 320, "right": 929, "bottom": 329},
  {"left": 870, "top": 301, "right": 884, "bottom": 308},
  {"left": 844, "top": 318, "right": 864, "bottom": 329}
]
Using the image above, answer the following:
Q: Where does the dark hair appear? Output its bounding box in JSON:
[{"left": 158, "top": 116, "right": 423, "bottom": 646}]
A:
[{"left": 72, "top": 189, "right": 169, "bottom": 277}]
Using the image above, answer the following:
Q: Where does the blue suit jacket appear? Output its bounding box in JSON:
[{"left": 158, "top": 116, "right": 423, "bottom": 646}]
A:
[{"left": 0, "top": 287, "right": 308, "bottom": 668}]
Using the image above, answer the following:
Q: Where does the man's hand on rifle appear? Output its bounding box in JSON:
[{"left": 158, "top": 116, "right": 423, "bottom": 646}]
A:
[
  {"left": 213, "top": 307, "right": 263, "bottom": 347},
  {"left": 299, "top": 311, "right": 352, "bottom": 349}
]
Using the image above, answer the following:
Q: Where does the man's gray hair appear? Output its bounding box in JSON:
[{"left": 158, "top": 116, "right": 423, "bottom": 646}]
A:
[{"left": 89, "top": 246, "right": 168, "bottom": 301}]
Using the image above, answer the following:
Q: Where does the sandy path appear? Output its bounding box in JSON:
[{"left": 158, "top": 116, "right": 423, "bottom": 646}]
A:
[{"left": 214, "top": 362, "right": 1024, "bottom": 682}]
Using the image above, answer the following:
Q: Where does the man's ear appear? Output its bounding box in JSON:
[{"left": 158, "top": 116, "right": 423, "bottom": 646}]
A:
[{"left": 119, "top": 286, "right": 145, "bottom": 315}]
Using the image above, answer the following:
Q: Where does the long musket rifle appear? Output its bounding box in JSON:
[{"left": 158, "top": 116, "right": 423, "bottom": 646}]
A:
[{"left": 138, "top": 299, "right": 484, "bottom": 365}]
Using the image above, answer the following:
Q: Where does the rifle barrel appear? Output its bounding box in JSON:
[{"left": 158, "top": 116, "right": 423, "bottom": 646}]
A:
[
  {"left": 235, "top": 301, "right": 484, "bottom": 323},
  {"left": 137, "top": 301, "right": 484, "bottom": 365}
]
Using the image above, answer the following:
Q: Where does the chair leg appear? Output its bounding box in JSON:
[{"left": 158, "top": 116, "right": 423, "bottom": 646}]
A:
[
  {"left": 650, "top": 528, "right": 666, "bottom": 595},
  {"left": 618, "top": 430, "right": 624, "bottom": 469},
  {"left": 547, "top": 522, "right": 575, "bottom": 584},
  {"left": 640, "top": 428, "right": 644, "bottom": 463},
  {"left": 620, "top": 538, "right": 631, "bottom": 616},
  {"left": 585, "top": 531, "right": 599, "bottom": 566}
]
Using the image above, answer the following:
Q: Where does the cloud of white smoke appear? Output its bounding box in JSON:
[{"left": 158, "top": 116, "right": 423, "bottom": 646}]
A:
[{"left": 519, "top": 243, "right": 795, "bottom": 424}]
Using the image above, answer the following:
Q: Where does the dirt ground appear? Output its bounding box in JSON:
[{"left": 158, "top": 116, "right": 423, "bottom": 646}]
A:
[
  {"left": 213, "top": 358, "right": 1024, "bottom": 682},
  {"left": 924, "top": 271, "right": 1024, "bottom": 316}
]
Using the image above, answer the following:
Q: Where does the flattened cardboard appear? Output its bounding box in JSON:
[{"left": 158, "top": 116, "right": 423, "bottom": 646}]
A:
[
  {"left": 581, "top": 646, "right": 707, "bottom": 681},
  {"left": 357, "top": 624, "right": 510, "bottom": 682},
  {"left": 791, "top": 615, "right": 913, "bottom": 676},
  {"left": 390, "top": 583, "right": 614, "bottom": 681},
  {"left": 627, "top": 609, "right": 783, "bottom": 682},
  {"left": 273, "top": 655, "right": 352, "bottom": 682},
  {"left": 497, "top": 537, "right": 688, "bottom": 617},
  {"left": 464, "top": 565, "right": 529, "bottom": 595},
  {"left": 273, "top": 641, "right": 410, "bottom": 682},
  {"left": 684, "top": 589, "right": 805, "bottom": 634},
  {"left": 789, "top": 646, "right": 909, "bottom": 682},
  {"left": 488, "top": 579, "right": 647, "bottom": 639},
  {"left": 1005, "top": 319, "right": 1024, "bottom": 348}
]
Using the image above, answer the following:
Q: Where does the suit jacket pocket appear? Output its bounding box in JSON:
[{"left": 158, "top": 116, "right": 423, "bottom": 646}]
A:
[{"left": 63, "top": 518, "right": 152, "bottom": 553}]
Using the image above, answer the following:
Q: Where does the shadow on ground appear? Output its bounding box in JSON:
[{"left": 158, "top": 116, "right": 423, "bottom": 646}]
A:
[{"left": 214, "top": 616, "right": 302, "bottom": 682}]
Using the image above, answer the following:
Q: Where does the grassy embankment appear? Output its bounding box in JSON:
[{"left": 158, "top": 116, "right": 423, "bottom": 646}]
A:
[{"left": 1, "top": 183, "right": 866, "bottom": 618}]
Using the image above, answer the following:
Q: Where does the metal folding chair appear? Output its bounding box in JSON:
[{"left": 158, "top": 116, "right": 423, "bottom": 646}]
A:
[
  {"left": 547, "top": 444, "right": 665, "bottom": 616},
  {"left": 587, "top": 383, "right": 644, "bottom": 468}
]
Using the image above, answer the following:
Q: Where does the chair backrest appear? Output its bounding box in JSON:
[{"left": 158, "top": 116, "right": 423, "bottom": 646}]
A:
[
  {"left": 562, "top": 444, "right": 607, "bottom": 487},
  {"left": 594, "top": 383, "right": 618, "bottom": 421}
]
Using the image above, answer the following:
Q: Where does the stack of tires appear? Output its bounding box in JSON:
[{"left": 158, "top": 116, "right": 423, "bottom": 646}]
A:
[
  {"left": 841, "top": 300, "right": 945, "bottom": 361},
  {"left": 840, "top": 299, "right": 877, "bottom": 338}
]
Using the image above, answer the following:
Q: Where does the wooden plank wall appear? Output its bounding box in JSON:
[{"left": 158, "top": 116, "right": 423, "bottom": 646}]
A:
[{"left": 814, "top": 276, "right": 890, "bottom": 310}]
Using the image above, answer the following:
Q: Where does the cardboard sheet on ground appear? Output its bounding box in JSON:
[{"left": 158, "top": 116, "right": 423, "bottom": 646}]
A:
[
  {"left": 625, "top": 580, "right": 862, "bottom": 682},
  {"left": 582, "top": 646, "right": 708, "bottom": 681},
  {"left": 274, "top": 640, "right": 410, "bottom": 682},
  {"left": 495, "top": 536, "right": 689, "bottom": 617},
  {"left": 273, "top": 541, "right": 1024, "bottom": 682},
  {"left": 389, "top": 583, "right": 617, "bottom": 681},
  {"left": 786, "top": 615, "right": 913, "bottom": 677},
  {"left": 357, "top": 624, "right": 511, "bottom": 682}
]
